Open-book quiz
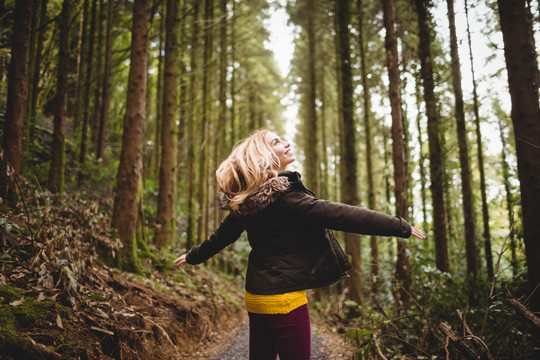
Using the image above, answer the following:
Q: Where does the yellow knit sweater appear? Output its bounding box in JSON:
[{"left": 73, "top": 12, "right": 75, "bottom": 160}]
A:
[{"left": 245, "top": 290, "right": 308, "bottom": 314}]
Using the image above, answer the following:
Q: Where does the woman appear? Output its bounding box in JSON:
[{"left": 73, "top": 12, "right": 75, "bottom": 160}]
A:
[{"left": 174, "top": 129, "right": 425, "bottom": 360}]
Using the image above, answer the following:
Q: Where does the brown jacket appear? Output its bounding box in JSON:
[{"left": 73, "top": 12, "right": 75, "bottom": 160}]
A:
[{"left": 186, "top": 171, "right": 412, "bottom": 295}]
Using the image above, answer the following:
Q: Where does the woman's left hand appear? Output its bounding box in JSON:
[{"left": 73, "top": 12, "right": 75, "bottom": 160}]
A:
[
  {"left": 173, "top": 254, "right": 187, "bottom": 267},
  {"left": 411, "top": 226, "right": 425, "bottom": 240}
]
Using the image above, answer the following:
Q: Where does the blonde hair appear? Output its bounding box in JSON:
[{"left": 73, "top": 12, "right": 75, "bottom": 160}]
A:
[{"left": 216, "top": 130, "right": 281, "bottom": 211}]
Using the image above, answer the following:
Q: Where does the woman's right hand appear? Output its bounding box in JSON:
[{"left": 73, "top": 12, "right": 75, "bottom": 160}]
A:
[{"left": 173, "top": 254, "right": 187, "bottom": 267}]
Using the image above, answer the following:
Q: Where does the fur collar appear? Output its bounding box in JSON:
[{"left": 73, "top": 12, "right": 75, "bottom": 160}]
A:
[{"left": 217, "top": 174, "right": 292, "bottom": 215}]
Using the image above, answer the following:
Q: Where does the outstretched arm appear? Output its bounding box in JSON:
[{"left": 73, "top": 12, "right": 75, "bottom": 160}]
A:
[{"left": 173, "top": 213, "right": 244, "bottom": 266}]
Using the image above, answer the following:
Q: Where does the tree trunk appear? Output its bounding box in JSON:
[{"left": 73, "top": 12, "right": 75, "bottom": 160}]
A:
[
  {"left": 96, "top": 0, "right": 115, "bottom": 160},
  {"left": 497, "top": 0, "right": 540, "bottom": 312},
  {"left": 197, "top": 0, "right": 213, "bottom": 243},
  {"left": 1, "top": 0, "right": 34, "bottom": 201},
  {"left": 465, "top": 0, "right": 493, "bottom": 281},
  {"left": 447, "top": 0, "right": 479, "bottom": 279},
  {"left": 111, "top": 0, "right": 150, "bottom": 274},
  {"left": 90, "top": 0, "right": 105, "bottom": 150},
  {"left": 305, "top": 0, "right": 320, "bottom": 194},
  {"left": 79, "top": 0, "right": 97, "bottom": 166},
  {"left": 155, "top": 0, "right": 180, "bottom": 248},
  {"left": 27, "top": 0, "right": 49, "bottom": 149},
  {"left": 415, "top": 77, "right": 428, "bottom": 233},
  {"left": 47, "top": 0, "right": 70, "bottom": 194},
  {"left": 186, "top": 0, "right": 201, "bottom": 250},
  {"left": 357, "top": 0, "right": 378, "bottom": 296},
  {"left": 494, "top": 102, "right": 517, "bottom": 277},
  {"left": 229, "top": 0, "right": 237, "bottom": 144},
  {"left": 152, "top": 3, "right": 165, "bottom": 179},
  {"left": 216, "top": 0, "right": 228, "bottom": 225},
  {"left": 335, "top": 0, "right": 363, "bottom": 305},
  {"left": 381, "top": 0, "right": 411, "bottom": 307},
  {"left": 414, "top": 0, "right": 449, "bottom": 273}
]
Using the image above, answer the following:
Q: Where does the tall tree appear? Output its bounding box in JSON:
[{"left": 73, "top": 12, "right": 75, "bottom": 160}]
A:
[
  {"left": 414, "top": 0, "right": 450, "bottom": 273},
  {"left": 27, "top": 0, "right": 49, "bottom": 148},
  {"left": 186, "top": 0, "right": 201, "bottom": 249},
  {"left": 465, "top": 0, "right": 493, "bottom": 281},
  {"left": 494, "top": 100, "right": 517, "bottom": 277},
  {"left": 447, "top": 0, "right": 480, "bottom": 279},
  {"left": 90, "top": 0, "right": 105, "bottom": 149},
  {"left": 79, "top": 0, "right": 98, "bottom": 166},
  {"left": 1, "top": 0, "right": 34, "bottom": 201},
  {"left": 96, "top": 0, "right": 115, "bottom": 160},
  {"left": 48, "top": 0, "right": 71, "bottom": 194},
  {"left": 155, "top": 0, "right": 180, "bottom": 247},
  {"left": 497, "top": 0, "right": 540, "bottom": 312},
  {"left": 304, "top": 0, "right": 320, "bottom": 194},
  {"left": 357, "top": 0, "right": 379, "bottom": 295},
  {"left": 382, "top": 0, "right": 411, "bottom": 306},
  {"left": 198, "top": 0, "right": 214, "bottom": 241},
  {"left": 111, "top": 0, "right": 150, "bottom": 274},
  {"left": 335, "top": 0, "right": 363, "bottom": 304}
]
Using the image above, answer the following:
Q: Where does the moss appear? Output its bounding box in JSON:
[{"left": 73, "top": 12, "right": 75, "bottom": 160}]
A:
[
  {"left": 0, "top": 285, "right": 70, "bottom": 331},
  {"left": 0, "top": 285, "right": 25, "bottom": 304}
]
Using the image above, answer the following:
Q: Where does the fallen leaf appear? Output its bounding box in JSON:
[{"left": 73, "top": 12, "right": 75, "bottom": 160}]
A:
[
  {"left": 91, "top": 326, "right": 114, "bottom": 336},
  {"left": 9, "top": 296, "right": 24, "bottom": 306},
  {"left": 56, "top": 313, "right": 63, "bottom": 329}
]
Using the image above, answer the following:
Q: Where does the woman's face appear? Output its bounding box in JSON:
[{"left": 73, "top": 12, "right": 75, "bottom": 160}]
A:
[{"left": 265, "top": 132, "right": 296, "bottom": 170}]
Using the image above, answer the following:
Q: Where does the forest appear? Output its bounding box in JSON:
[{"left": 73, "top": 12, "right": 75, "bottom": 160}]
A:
[{"left": 0, "top": 0, "right": 539, "bottom": 358}]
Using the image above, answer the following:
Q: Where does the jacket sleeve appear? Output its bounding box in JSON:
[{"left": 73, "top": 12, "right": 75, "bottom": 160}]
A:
[
  {"left": 186, "top": 213, "right": 244, "bottom": 265},
  {"left": 281, "top": 190, "right": 412, "bottom": 238}
]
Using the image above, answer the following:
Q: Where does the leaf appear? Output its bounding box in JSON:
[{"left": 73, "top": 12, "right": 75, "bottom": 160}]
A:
[
  {"left": 56, "top": 314, "right": 63, "bottom": 329},
  {"left": 9, "top": 296, "right": 25, "bottom": 306}
]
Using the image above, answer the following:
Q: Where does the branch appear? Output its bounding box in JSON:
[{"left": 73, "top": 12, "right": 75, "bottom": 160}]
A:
[
  {"left": 508, "top": 298, "right": 540, "bottom": 330},
  {"left": 480, "top": 224, "right": 513, "bottom": 337},
  {"left": 439, "top": 323, "right": 479, "bottom": 360}
]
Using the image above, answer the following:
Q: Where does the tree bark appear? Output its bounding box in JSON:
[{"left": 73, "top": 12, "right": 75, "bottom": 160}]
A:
[
  {"left": 305, "top": 0, "right": 320, "bottom": 194},
  {"left": 96, "top": 0, "right": 115, "bottom": 160},
  {"left": 447, "top": 0, "right": 479, "bottom": 279},
  {"left": 196, "top": 0, "right": 214, "bottom": 243},
  {"left": 90, "top": 0, "right": 105, "bottom": 150},
  {"left": 464, "top": 0, "right": 493, "bottom": 281},
  {"left": 1, "top": 0, "right": 34, "bottom": 201},
  {"left": 79, "top": 0, "right": 97, "bottom": 166},
  {"left": 48, "top": 0, "right": 70, "bottom": 194},
  {"left": 111, "top": 0, "right": 150, "bottom": 274},
  {"left": 186, "top": 0, "right": 201, "bottom": 250},
  {"left": 414, "top": 0, "right": 449, "bottom": 273},
  {"left": 27, "top": 0, "right": 49, "bottom": 149},
  {"left": 381, "top": 0, "right": 411, "bottom": 306},
  {"left": 497, "top": 0, "right": 540, "bottom": 312},
  {"left": 155, "top": 0, "right": 180, "bottom": 247},
  {"left": 358, "top": 0, "right": 378, "bottom": 295},
  {"left": 335, "top": 0, "right": 363, "bottom": 305}
]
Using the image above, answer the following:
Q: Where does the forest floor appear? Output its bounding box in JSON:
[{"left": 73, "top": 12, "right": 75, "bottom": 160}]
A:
[{"left": 0, "top": 194, "right": 356, "bottom": 359}]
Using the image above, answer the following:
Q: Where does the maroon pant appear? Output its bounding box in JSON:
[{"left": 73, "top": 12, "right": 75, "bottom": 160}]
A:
[{"left": 248, "top": 304, "right": 311, "bottom": 360}]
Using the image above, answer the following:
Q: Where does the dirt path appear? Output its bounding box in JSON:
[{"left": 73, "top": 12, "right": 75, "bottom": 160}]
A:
[{"left": 204, "top": 322, "right": 356, "bottom": 359}]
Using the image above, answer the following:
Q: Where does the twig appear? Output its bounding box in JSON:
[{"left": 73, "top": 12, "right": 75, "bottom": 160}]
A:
[
  {"left": 14, "top": 177, "right": 35, "bottom": 244},
  {"left": 439, "top": 323, "right": 478, "bottom": 360},
  {"left": 456, "top": 309, "right": 473, "bottom": 336},
  {"left": 523, "top": 281, "right": 540, "bottom": 306},
  {"left": 372, "top": 333, "right": 388, "bottom": 360},
  {"left": 480, "top": 224, "right": 512, "bottom": 338},
  {"left": 146, "top": 318, "right": 182, "bottom": 358},
  {"left": 508, "top": 298, "right": 540, "bottom": 330}
]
